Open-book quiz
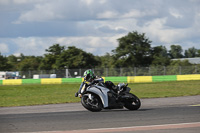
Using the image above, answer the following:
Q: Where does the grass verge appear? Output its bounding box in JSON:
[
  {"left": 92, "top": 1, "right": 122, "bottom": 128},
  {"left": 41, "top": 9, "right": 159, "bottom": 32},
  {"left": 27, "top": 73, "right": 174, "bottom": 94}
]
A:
[{"left": 0, "top": 80, "right": 200, "bottom": 107}]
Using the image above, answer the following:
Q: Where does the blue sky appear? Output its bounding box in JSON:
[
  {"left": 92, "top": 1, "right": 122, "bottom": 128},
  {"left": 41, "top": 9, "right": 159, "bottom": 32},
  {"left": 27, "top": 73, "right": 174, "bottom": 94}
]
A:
[{"left": 0, "top": 0, "right": 200, "bottom": 56}]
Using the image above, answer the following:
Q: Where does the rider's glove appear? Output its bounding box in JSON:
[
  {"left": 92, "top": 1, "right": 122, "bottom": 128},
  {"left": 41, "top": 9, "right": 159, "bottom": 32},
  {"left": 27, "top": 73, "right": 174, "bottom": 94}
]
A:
[
  {"left": 75, "top": 92, "right": 82, "bottom": 98},
  {"left": 75, "top": 92, "right": 78, "bottom": 97}
]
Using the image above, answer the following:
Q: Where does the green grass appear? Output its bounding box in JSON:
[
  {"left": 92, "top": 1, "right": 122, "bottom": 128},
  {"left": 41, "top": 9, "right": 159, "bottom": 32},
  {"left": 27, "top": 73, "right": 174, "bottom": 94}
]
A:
[
  {"left": 0, "top": 84, "right": 80, "bottom": 107},
  {"left": 0, "top": 80, "right": 200, "bottom": 107},
  {"left": 129, "top": 80, "right": 200, "bottom": 98}
]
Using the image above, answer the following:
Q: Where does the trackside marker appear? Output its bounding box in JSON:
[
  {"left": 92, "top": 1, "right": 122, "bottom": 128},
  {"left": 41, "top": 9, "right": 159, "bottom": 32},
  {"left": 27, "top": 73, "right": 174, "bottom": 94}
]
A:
[
  {"left": 27, "top": 122, "right": 200, "bottom": 133},
  {"left": 89, "top": 122, "right": 200, "bottom": 132},
  {"left": 190, "top": 104, "right": 200, "bottom": 106}
]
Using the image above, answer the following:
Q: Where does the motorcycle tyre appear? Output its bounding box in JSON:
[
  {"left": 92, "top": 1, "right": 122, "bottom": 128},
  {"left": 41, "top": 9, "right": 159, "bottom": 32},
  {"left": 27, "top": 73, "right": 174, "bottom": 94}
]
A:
[
  {"left": 124, "top": 93, "right": 141, "bottom": 110},
  {"left": 81, "top": 94, "right": 103, "bottom": 112}
]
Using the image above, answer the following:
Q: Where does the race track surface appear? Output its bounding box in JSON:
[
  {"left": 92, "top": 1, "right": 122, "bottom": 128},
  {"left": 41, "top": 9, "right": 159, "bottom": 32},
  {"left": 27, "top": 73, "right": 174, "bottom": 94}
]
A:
[{"left": 0, "top": 95, "right": 200, "bottom": 133}]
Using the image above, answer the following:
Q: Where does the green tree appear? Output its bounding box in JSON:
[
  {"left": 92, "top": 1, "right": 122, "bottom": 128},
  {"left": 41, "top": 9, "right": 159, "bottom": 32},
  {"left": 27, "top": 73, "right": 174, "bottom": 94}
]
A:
[
  {"left": 7, "top": 55, "right": 18, "bottom": 70},
  {"left": 17, "top": 56, "right": 42, "bottom": 71},
  {"left": 46, "top": 44, "right": 65, "bottom": 55},
  {"left": 39, "top": 44, "right": 65, "bottom": 70},
  {"left": 0, "top": 53, "right": 11, "bottom": 70},
  {"left": 97, "top": 53, "right": 114, "bottom": 68},
  {"left": 151, "top": 46, "right": 170, "bottom": 66},
  {"left": 56, "top": 46, "right": 99, "bottom": 69},
  {"left": 169, "top": 45, "right": 183, "bottom": 59},
  {"left": 7, "top": 54, "right": 26, "bottom": 71},
  {"left": 112, "top": 31, "right": 152, "bottom": 67},
  {"left": 39, "top": 54, "right": 57, "bottom": 70},
  {"left": 169, "top": 59, "right": 192, "bottom": 66},
  {"left": 197, "top": 49, "right": 200, "bottom": 57},
  {"left": 184, "top": 47, "right": 198, "bottom": 58},
  {"left": 165, "top": 60, "right": 193, "bottom": 75}
]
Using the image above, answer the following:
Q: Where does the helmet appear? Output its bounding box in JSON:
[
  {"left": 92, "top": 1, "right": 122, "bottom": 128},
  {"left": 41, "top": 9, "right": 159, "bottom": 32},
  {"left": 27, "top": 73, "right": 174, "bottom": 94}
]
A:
[{"left": 83, "top": 69, "right": 94, "bottom": 82}]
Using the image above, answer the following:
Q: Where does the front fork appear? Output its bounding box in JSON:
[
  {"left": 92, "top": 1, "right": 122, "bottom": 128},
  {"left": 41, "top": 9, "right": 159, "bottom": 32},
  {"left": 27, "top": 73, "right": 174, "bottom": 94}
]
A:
[{"left": 88, "top": 94, "right": 93, "bottom": 100}]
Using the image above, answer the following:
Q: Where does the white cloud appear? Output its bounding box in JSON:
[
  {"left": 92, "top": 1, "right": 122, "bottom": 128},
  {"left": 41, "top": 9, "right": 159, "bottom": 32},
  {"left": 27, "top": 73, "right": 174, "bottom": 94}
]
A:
[
  {"left": 0, "top": 43, "right": 9, "bottom": 54},
  {"left": 11, "top": 37, "right": 52, "bottom": 55},
  {"left": 122, "top": 9, "right": 158, "bottom": 18},
  {"left": 1, "top": 0, "right": 200, "bottom": 57},
  {"left": 12, "top": 0, "right": 104, "bottom": 24},
  {"left": 169, "top": 8, "right": 183, "bottom": 19},
  {"left": 13, "top": 0, "right": 31, "bottom": 4},
  {"left": 97, "top": 11, "right": 119, "bottom": 19},
  {"left": 123, "top": 9, "right": 142, "bottom": 18},
  {"left": 13, "top": 2, "right": 65, "bottom": 24},
  {"left": 0, "top": 0, "right": 11, "bottom": 5},
  {"left": 81, "top": 0, "right": 94, "bottom": 5},
  {"left": 5, "top": 36, "right": 120, "bottom": 56},
  {"left": 99, "top": 0, "right": 107, "bottom": 4}
]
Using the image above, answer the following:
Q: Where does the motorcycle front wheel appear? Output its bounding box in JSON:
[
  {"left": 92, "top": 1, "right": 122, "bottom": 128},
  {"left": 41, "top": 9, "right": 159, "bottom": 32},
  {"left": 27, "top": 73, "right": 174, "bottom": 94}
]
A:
[
  {"left": 124, "top": 93, "right": 141, "bottom": 110},
  {"left": 81, "top": 94, "right": 103, "bottom": 112}
]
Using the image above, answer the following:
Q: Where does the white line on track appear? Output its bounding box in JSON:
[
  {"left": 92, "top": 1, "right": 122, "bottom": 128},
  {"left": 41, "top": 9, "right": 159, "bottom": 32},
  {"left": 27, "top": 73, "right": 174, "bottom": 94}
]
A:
[{"left": 25, "top": 122, "right": 200, "bottom": 133}]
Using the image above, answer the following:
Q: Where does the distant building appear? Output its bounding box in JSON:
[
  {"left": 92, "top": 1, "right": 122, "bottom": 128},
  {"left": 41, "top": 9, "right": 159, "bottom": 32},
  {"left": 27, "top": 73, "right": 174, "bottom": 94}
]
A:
[
  {"left": 0, "top": 72, "right": 20, "bottom": 80},
  {"left": 172, "top": 58, "right": 200, "bottom": 64}
]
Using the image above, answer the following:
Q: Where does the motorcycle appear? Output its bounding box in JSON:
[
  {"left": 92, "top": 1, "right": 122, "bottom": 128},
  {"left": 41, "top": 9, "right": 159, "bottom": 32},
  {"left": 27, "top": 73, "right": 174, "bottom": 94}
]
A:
[{"left": 75, "top": 81, "right": 141, "bottom": 112}]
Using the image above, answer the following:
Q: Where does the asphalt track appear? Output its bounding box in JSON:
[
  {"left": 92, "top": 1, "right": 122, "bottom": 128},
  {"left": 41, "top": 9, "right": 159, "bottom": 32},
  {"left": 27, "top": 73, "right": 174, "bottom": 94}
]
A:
[{"left": 0, "top": 95, "right": 200, "bottom": 133}]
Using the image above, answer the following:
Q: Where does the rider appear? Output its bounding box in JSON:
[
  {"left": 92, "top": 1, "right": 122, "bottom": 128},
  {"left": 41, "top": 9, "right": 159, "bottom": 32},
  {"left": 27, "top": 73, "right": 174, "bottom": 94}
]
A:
[
  {"left": 83, "top": 69, "right": 104, "bottom": 84},
  {"left": 75, "top": 69, "right": 104, "bottom": 97}
]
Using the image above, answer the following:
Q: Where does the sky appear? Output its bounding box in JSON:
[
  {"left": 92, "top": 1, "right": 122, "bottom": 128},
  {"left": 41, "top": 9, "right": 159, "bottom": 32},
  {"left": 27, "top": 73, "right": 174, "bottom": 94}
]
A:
[{"left": 0, "top": 0, "right": 200, "bottom": 56}]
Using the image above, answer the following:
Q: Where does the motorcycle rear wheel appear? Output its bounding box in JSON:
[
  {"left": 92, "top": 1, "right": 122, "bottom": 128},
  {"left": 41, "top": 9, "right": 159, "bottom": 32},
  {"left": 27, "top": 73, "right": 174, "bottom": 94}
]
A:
[
  {"left": 124, "top": 93, "right": 141, "bottom": 110},
  {"left": 81, "top": 94, "right": 103, "bottom": 112}
]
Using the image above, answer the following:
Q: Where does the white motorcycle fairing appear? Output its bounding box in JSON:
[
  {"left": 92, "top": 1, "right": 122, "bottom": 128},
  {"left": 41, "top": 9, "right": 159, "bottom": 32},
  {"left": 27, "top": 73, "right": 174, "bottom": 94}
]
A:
[{"left": 86, "top": 85, "right": 110, "bottom": 108}]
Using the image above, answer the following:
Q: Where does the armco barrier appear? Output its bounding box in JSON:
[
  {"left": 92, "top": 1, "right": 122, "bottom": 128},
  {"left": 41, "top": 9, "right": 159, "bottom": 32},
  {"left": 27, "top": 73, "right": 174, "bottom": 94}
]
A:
[
  {"left": 0, "top": 74, "right": 200, "bottom": 85},
  {"left": 62, "top": 78, "right": 82, "bottom": 83},
  {"left": 105, "top": 76, "right": 127, "bottom": 83},
  {"left": 22, "top": 79, "right": 41, "bottom": 84},
  {"left": 177, "top": 74, "right": 200, "bottom": 81},
  {"left": 127, "top": 76, "right": 134, "bottom": 83},
  {"left": 3, "top": 79, "right": 22, "bottom": 85},
  {"left": 127, "top": 76, "right": 152, "bottom": 83},
  {"left": 134, "top": 76, "right": 152, "bottom": 83},
  {"left": 152, "top": 75, "right": 177, "bottom": 82},
  {"left": 41, "top": 78, "right": 62, "bottom": 84}
]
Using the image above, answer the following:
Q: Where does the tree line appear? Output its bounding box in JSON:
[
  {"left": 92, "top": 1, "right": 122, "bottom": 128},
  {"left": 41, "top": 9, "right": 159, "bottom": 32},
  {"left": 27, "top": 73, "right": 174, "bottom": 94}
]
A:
[{"left": 1, "top": 31, "right": 200, "bottom": 71}]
